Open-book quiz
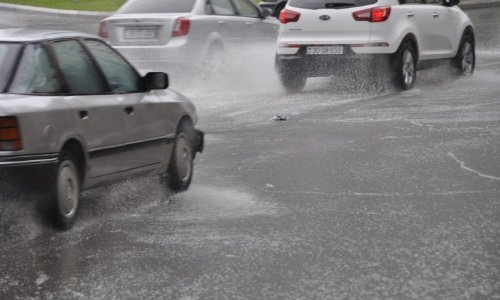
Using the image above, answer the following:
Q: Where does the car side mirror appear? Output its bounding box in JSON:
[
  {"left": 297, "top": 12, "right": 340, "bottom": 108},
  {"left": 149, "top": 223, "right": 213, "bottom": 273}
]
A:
[
  {"left": 143, "top": 72, "right": 169, "bottom": 90},
  {"left": 260, "top": 8, "right": 272, "bottom": 18},
  {"left": 443, "top": 0, "right": 460, "bottom": 6}
]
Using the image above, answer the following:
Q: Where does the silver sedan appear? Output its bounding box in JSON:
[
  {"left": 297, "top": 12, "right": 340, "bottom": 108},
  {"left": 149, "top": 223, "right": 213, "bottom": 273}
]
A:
[{"left": 0, "top": 29, "right": 204, "bottom": 230}]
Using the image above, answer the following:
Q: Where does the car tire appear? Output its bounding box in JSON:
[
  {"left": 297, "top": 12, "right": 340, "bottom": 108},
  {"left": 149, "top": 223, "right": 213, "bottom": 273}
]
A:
[
  {"left": 278, "top": 66, "right": 307, "bottom": 93},
  {"left": 393, "top": 40, "right": 417, "bottom": 91},
  {"left": 453, "top": 32, "right": 475, "bottom": 76},
  {"left": 49, "top": 151, "right": 81, "bottom": 230},
  {"left": 166, "top": 122, "right": 195, "bottom": 192}
]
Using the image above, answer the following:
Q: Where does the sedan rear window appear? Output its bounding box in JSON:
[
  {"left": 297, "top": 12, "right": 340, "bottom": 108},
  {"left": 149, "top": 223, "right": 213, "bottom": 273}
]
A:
[
  {"left": 0, "top": 43, "right": 21, "bottom": 92},
  {"left": 118, "top": 0, "right": 196, "bottom": 13},
  {"left": 288, "top": 0, "right": 378, "bottom": 9}
]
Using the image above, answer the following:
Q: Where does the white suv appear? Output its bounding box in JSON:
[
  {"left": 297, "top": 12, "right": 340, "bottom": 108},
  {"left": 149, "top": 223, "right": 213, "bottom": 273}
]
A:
[{"left": 275, "top": 0, "right": 475, "bottom": 92}]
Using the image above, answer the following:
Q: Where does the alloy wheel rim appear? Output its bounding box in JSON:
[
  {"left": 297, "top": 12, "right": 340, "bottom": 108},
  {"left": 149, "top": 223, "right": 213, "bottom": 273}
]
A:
[
  {"left": 461, "top": 42, "right": 474, "bottom": 75},
  {"left": 176, "top": 135, "right": 192, "bottom": 183},
  {"left": 402, "top": 50, "right": 415, "bottom": 87},
  {"left": 57, "top": 162, "right": 79, "bottom": 218}
]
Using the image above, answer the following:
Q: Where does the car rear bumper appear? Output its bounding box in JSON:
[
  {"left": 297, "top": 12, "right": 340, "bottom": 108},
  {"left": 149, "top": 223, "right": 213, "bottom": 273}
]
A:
[
  {"left": 0, "top": 153, "right": 58, "bottom": 194},
  {"left": 276, "top": 48, "right": 390, "bottom": 77}
]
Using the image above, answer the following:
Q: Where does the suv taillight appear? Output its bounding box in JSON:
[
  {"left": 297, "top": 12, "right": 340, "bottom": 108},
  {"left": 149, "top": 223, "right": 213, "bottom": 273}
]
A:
[
  {"left": 172, "top": 17, "right": 190, "bottom": 37},
  {"left": 0, "top": 117, "right": 22, "bottom": 151},
  {"left": 353, "top": 6, "right": 391, "bottom": 22},
  {"left": 98, "top": 20, "right": 108, "bottom": 38},
  {"left": 280, "top": 9, "right": 301, "bottom": 24}
]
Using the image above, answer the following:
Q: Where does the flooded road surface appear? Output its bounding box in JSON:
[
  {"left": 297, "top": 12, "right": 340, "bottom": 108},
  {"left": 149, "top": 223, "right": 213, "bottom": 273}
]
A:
[{"left": 1, "top": 6, "right": 500, "bottom": 299}]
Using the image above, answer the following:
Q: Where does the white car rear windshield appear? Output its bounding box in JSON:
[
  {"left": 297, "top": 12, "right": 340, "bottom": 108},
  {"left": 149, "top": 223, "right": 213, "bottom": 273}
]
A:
[
  {"left": 288, "top": 0, "right": 378, "bottom": 9},
  {"left": 119, "top": 0, "right": 196, "bottom": 13}
]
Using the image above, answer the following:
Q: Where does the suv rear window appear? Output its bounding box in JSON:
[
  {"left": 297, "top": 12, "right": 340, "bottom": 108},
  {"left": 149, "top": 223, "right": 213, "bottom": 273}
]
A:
[
  {"left": 118, "top": 0, "right": 196, "bottom": 13},
  {"left": 288, "top": 0, "right": 378, "bottom": 9}
]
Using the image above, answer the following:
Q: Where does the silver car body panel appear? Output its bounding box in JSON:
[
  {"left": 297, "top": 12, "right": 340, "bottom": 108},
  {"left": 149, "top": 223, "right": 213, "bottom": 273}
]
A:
[{"left": 0, "top": 29, "right": 201, "bottom": 190}]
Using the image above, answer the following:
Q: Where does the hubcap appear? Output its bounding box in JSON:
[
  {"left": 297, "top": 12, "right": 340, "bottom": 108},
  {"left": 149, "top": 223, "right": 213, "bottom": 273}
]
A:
[
  {"left": 57, "top": 161, "right": 79, "bottom": 218},
  {"left": 402, "top": 50, "right": 415, "bottom": 87},
  {"left": 461, "top": 42, "right": 474, "bottom": 75},
  {"left": 175, "top": 135, "right": 192, "bottom": 183}
]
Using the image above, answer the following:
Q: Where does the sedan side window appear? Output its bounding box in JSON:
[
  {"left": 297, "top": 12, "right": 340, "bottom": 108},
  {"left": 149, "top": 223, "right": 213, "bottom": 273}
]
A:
[
  {"left": 232, "top": 0, "right": 260, "bottom": 18},
  {"left": 51, "top": 40, "right": 107, "bottom": 95},
  {"left": 9, "top": 44, "right": 63, "bottom": 94},
  {"left": 83, "top": 40, "right": 142, "bottom": 93},
  {"left": 209, "top": 0, "right": 237, "bottom": 15}
]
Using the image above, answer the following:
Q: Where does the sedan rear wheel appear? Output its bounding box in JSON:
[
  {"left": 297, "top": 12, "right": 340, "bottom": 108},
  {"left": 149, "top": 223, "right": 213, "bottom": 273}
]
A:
[{"left": 49, "top": 151, "right": 81, "bottom": 230}]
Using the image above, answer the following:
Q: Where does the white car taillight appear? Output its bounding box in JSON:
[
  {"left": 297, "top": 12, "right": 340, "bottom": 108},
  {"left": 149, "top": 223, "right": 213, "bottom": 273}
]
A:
[
  {"left": 172, "top": 17, "right": 190, "bottom": 37},
  {"left": 280, "top": 9, "right": 301, "bottom": 24},
  {"left": 353, "top": 6, "right": 391, "bottom": 22},
  {"left": 98, "top": 20, "right": 108, "bottom": 38},
  {"left": 0, "top": 117, "right": 22, "bottom": 151}
]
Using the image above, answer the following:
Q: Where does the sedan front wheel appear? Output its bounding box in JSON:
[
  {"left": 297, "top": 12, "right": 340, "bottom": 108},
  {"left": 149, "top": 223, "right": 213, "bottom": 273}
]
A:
[{"left": 166, "top": 123, "right": 195, "bottom": 192}]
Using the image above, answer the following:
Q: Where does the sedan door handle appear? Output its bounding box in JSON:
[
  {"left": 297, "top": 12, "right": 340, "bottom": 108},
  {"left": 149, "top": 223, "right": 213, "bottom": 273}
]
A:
[
  {"left": 406, "top": 12, "right": 414, "bottom": 17},
  {"left": 218, "top": 20, "right": 227, "bottom": 25},
  {"left": 124, "top": 106, "right": 134, "bottom": 115},
  {"left": 433, "top": 12, "right": 439, "bottom": 18},
  {"left": 79, "top": 110, "right": 88, "bottom": 119},
  {"left": 245, "top": 21, "right": 254, "bottom": 26}
]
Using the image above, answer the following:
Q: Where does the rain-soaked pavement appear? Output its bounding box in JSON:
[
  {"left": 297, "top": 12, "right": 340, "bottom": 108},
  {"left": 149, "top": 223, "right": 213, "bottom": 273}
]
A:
[{"left": 1, "top": 7, "right": 500, "bottom": 299}]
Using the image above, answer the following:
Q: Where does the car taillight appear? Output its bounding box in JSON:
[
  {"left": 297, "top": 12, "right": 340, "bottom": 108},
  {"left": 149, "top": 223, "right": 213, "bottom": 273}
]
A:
[
  {"left": 353, "top": 6, "right": 391, "bottom": 22},
  {"left": 280, "top": 9, "right": 301, "bottom": 24},
  {"left": 98, "top": 20, "right": 108, "bottom": 38},
  {"left": 172, "top": 17, "right": 190, "bottom": 37},
  {"left": 0, "top": 117, "right": 22, "bottom": 151}
]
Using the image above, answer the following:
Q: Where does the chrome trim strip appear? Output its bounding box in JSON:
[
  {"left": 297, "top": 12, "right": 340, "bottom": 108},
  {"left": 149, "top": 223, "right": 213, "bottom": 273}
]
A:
[{"left": 0, "top": 157, "right": 58, "bottom": 166}]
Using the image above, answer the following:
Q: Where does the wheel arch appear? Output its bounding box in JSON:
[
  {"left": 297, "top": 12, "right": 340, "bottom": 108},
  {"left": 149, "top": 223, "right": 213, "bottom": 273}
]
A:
[{"left": 399, "top": 33, "right": 419, "bottom": 62}]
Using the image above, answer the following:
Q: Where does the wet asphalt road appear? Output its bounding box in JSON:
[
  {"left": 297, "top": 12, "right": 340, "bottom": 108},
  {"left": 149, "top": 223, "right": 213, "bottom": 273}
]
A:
[{"left": 1, "top": 7, "right": 500, "bottom": 299}]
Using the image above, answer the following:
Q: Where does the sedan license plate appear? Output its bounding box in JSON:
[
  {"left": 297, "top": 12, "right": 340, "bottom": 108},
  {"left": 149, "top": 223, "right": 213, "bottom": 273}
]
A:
[
  {"left": 306, "top": 46, "right": 344, "bottom": 55},
  {"left": 124, "top": 28, "right": 157, "bottom": 40}
]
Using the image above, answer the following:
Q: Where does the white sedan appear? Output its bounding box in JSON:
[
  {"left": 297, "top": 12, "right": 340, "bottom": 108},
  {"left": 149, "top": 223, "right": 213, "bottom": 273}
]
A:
[{"left": 99, "top": 0, "right": 280, "bottom": 77}]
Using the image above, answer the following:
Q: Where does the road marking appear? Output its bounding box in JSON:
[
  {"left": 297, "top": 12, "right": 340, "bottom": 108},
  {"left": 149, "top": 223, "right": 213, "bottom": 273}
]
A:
[
  {"left": 478, "top": 61, "right": 500, "bottom": 67},
  {"left": 448, "top": 152, "right": 500, "bottom": 181}
]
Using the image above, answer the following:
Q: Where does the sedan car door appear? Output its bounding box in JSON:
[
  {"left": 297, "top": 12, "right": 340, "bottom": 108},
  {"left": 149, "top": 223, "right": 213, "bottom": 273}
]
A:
[
  {"left": 231, "top": 0, "right": 279, "bottom": 42},
  {"left": 83, "top": 39, "right": 173, "bottom": 171},
  {"left": 207, "top": 0, "right": 249, "bottom": 46},
  {"left": 50, "top": 39, "right": 128, "bottom": 178}
]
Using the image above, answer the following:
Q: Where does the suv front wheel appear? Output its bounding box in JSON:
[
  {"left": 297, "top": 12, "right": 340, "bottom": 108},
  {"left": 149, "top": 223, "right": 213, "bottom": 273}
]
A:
[{"left": 454, "top": 32, "right": 475, "bottom": 76}]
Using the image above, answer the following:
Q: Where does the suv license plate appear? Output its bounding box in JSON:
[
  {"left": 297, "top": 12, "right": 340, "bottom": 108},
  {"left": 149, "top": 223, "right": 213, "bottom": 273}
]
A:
[{"left": 306, "top": 46, "right": 344, "bottom": 55}]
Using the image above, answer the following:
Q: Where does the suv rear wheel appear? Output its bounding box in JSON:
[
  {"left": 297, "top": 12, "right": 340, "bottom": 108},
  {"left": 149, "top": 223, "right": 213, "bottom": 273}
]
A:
[
  {"left": 393, "top": 40, "right": 417, "bottom": 90},
  {"left": 278, "top": 65, "right": 307, "bottom": 93}
]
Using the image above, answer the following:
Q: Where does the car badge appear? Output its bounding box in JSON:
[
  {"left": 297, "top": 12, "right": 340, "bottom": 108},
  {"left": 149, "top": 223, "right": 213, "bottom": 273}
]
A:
[{"left": 319, "top": 15, "right": 331, "bottom": 21}]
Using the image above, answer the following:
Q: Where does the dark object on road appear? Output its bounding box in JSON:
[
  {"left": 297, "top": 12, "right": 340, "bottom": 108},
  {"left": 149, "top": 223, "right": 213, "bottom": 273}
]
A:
[
  {"left": 0, "top": 28, "right": 204, "bottom": 230},
  {"left": 271, "top": 115, "right": 289, "bottom": 121}
]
